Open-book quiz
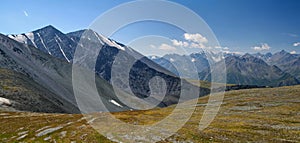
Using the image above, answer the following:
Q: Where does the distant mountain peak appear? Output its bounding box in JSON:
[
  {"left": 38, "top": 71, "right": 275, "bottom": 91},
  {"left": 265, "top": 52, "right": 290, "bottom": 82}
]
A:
[
  {"left": 279, "top": 50, "right": 288, "bottom": 55},
  {"left": 34, "top": 25, "right": 61, "bottom": 33},
  {"left": 242, "top": 53, "right": 254, "bottom": 58},
  {"left": 44, "top": 25, "right": 56, "bottom": 29}
]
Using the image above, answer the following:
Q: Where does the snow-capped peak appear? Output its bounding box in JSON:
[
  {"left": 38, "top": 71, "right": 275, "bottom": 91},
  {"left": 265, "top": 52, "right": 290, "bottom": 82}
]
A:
[
  {"left": 148, "top": 55, "right": 160, "bottom": 60},
  {"left": 94, "top": 32, "right": 125, "bottom": 51}
]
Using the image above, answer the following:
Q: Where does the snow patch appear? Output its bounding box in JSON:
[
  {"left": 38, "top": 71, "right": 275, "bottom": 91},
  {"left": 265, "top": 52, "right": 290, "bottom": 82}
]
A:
[
  {"left": 55, "top": 34, "right": 63, "bottom": 42},
  {"left": 55, "top": 35, "right": 70, "bottom": 62},
  {"left": 290, "top": 51, "right": 297, "bottom": 54},
  {"left": 150, "top": 55, "right": 160, "bottom": 60},
  {"left": 170, "top": 58, "right": 175, "bottom": 62},
  {"left": 0, "top": 97, "right": 11, "bottom": 105},
  {"left": 8, "top": 35, "right": 15, "bottom": 39},
  {"left": 191, "top": 58, "right": 196, "bottom": 62},
  {"left": 70, "top": 37, "right": 76, "bottom": 43},
  {"left": 25, "top": 32, "right": 37, "bottom": 48},
  {"left": 93, "top": 31, "right": 104, "bottom": 45},
  {"left": 10, "top": 34, "right": 28, "bottom": 44},
  {"left": 37, "top": 33, "right": 51, "bottom": 55},
  {"left": 109, "top": 100, "right": 123, "bottom": 107},
  {"left": 93, "top": 31, "right": 125, "bottom": 51}
]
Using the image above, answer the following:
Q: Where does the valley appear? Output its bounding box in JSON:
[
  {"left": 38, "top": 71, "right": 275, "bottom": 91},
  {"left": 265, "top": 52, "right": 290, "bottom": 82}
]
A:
[
  {"left": 0, "top": 25, "right": 299, "bottom": 142},
  {"left": 1, "top": 0, "right": 300, "bottom": 142}
]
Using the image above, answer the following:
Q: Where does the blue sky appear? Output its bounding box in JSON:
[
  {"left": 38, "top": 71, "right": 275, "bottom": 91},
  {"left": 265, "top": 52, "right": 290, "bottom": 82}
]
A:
[{"left": 1, "top": 0, "right": 300, "bottom": 56}]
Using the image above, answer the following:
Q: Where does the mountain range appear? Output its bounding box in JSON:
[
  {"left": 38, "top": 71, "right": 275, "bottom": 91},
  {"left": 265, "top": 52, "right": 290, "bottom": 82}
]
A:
[
  {"left": 150, "top": 50, "right": 300, "bottom": 87},
  {"left": 0, "top": 25, "right": 204, "bottom": 113},
  {"left": 1, "top": 25, "right": 299, "bottom": 113}
]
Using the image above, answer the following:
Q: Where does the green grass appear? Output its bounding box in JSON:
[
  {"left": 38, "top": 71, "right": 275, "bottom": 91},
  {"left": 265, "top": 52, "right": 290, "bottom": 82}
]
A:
[{"left": 1, "top": 85, "right": 300, "bottom": 142}]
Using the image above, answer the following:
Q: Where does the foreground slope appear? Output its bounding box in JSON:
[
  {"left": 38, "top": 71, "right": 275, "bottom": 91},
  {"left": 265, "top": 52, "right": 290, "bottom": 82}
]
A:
[
  {"left": 0, "top": 68, "right": 69, "bottom": 113},
  {"left": 1, "top": 85, "right": 299, "bottom": 142}
]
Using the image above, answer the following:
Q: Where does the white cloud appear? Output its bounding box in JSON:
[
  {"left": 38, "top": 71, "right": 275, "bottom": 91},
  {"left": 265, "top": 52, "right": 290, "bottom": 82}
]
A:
[
  {"left": 290, "top": 51, "right": 297, "bottom": 54},
  {"left": 23, "top": 11, "right": 28, "bottom": 17},
  {"left": 159, "top": 44, "right": 177, "bottom": 51},
  {"left": 168, "top": 33, "right": 212, "bottom": 49},
  {"left": 184, "top": 33, "right": 208, "bottom": 44},
  {"left": 171, "top": 39, "right": 189, "bottom": 47},
  {"left": 223, "top": 47, "right": 229, "bottom": 50},
  {"left": 293, "top": 42, "right": 300, "bottom": 47},
  {"left": 252, "top": 43, "right": 271, "bottom": 51},
  {"left": 214, "top": 46, "right": 229, "bottom": 50},
  {"left": 190, "top": 42, "right": 206, "bottom": 49}
]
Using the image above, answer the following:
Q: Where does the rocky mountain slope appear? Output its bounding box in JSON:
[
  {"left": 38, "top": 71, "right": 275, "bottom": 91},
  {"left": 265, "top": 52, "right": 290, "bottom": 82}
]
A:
[
  {"left": 266, "top": 50, "right": 300, "bottom": 80},
  {"left": 1, "top": 26, "right": 210, "bottom": 113},
  {"left": 150, "top": 52, "right": 209, "bottom": 79},
  {"left": 0, "top": 34, "right": 79, "bottom": 113},
  {"left": 218, "top": 54, "right": 298, "bottom": 86},
  {"left": 0, "top": 33, "right": 137, "bottom": 113},
  {"left": 8, "top": 25, "right": 76, "bottom": 62},
  {"left": 7, "top": 26, "right": 207, "bottom": 109}
]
